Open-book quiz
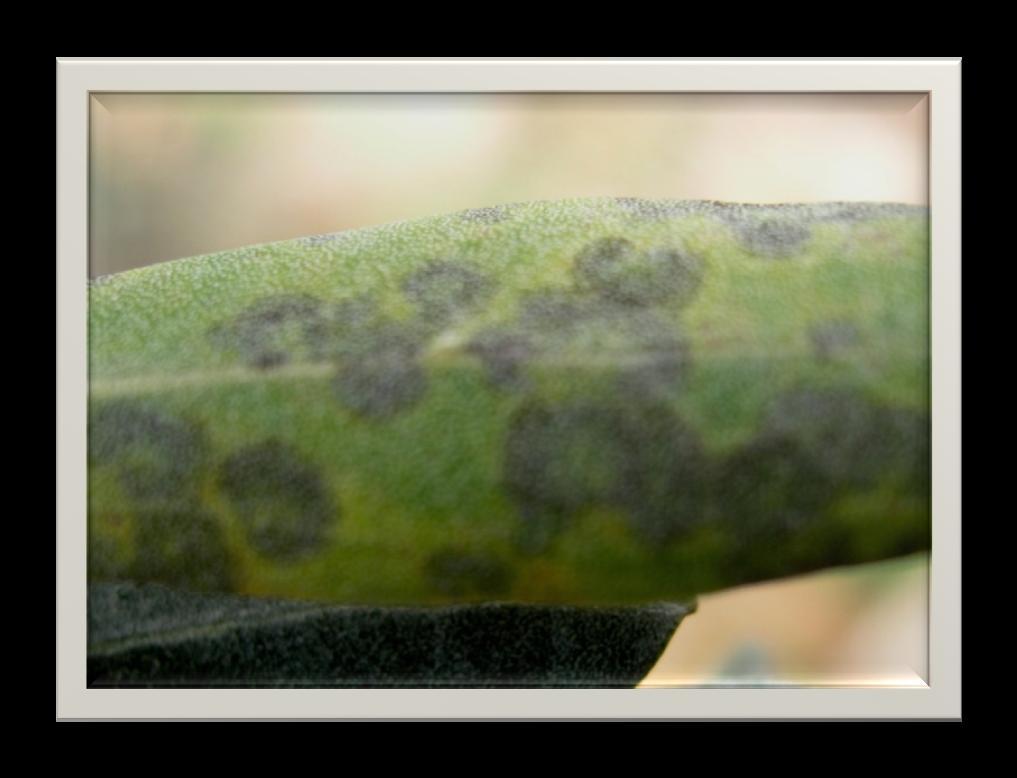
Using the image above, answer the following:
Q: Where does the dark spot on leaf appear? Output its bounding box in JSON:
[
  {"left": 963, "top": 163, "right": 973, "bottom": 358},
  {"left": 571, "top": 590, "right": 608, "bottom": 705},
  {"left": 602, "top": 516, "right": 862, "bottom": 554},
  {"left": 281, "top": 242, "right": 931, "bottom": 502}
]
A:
[
  {"left": 209, "top": 294, "right": 328, "bottom": 369},
  {"left": 803, "top": 202, "right": 928, "bottom": 224},
  {"left": 615, "top": 197, "right": 687, "bottom": 220},
  {"left": 473, "top": 291, "right": 694, "bottom": 398},
  {"left": 762, "top": 388, "right": 908, "bottom": 488},
  {"left": 611, "top": 318, "right": 692, "bottom": 399},
  {"left": 517, "top": 290, "right": 610, "bottom": 329},
  {"left": 332, "top": 321, "right": 429, "bottom": 419},
  {"left": 614, "top": 405, "right": 710, "bottom": 544},
  {"left": 614, "top": 199, "right": 926, "bottom": 233},
  {"left": 332, "top": 295, "right": 382, "bottom": 334},
  {"left": 727, "top": 388, "right": 930, "bottom": 523},
  {"left": 458, "top": 205, "right": 510, "bottom": 224},
  {"left": 810, "top": 320, "right": 860, "bottom": 361},
  {"left": 334, "top": 359, "right": 429, "bottom": 419},
  {"left": 717, "top": 433, "right": 835, "bottom": 540},
  {"left": 736, "top": 219, "right": 811, "bottom": 258},
  {"left": 317, "top": 296, "right": 384, "bottom": 362},
  {"left": 574, "top": 238, "right": 704, "bottom": 308},
  {"left": 540, "top": 296, "right": 693, "bottom": 396},
  {"left": 504, "top": 401, "right": 630, "bottom": 531},
  {"left": 90, "top": 401, "right": 208, "bottom": 502},
  {"left": 424, "top": 549, "right": 513, "bottom": 597},
  {"left": 403, "top": 261, "right": 494, "bottom": 327},
  {"left": 467, "top": 328, "right": 533, "bottom": 392},
  {"left": 218, "top": 440, "right": 336, "bottom": 561},
  {"left": 503, "top": 398, "right": 708, "bottom": 550},
  {"left": 131, "top": 504, "right": 235, "bottom": 593}
]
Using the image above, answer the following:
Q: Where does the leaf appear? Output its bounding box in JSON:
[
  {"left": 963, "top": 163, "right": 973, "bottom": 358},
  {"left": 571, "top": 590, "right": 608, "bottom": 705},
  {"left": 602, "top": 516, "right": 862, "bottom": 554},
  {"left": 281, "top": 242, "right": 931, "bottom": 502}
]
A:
[
  {"left": 88, "top": 198, "right": 930, "bottom": 607},
  {"left": 87, "top": 582, "right": 693, "bottom": 688}
]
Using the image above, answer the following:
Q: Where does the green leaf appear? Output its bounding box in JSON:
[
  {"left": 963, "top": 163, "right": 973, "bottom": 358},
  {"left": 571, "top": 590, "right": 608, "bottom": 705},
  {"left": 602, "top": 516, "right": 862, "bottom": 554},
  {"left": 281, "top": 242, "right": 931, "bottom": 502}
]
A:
[{"left": 89, "top": 198, "right": 930, "bottom": 606}]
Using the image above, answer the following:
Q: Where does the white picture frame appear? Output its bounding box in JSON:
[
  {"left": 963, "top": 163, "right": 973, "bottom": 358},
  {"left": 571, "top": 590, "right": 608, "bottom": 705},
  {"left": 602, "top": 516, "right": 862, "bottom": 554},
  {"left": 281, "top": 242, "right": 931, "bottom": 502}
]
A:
[{"left": 56, "top": 57, "right": 961, "bottom": 720}]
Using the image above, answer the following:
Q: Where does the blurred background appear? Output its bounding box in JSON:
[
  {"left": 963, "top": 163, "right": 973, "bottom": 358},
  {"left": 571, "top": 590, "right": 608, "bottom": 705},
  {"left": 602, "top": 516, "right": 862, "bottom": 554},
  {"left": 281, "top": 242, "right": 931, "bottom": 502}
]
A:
[
  {"left": 89, "top": 92, "right": 929, "bottom": 685},
  {"left": 89, "top": 93, "right": 928, "bottom": 276}
]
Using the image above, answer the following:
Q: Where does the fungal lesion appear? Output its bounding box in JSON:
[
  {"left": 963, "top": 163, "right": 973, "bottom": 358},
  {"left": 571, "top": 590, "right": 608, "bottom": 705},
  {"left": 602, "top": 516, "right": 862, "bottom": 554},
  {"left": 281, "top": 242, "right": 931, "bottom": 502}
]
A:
[
  {"left": 734, "top": 218, "right": 813, "bottom": 259},
  {"left": 206, "top": 241, "right": 710, "bottom": 422},
  {"left": 217, "top": 439, "right": 338, "bottom": 562},
  {"left": 88, "top": 400, "right": 237, "bottom": 593},
  {"left": 473, "top": 235, "right": 716, "bottom": 550},
  {"left": 90, "top": 503, "right": 236, "bottom": 593},
  {"left": 573, "top": 237, "right": 705, "bottom": 308},
  {"left": 500, "top": 380, "right": 929, "bottom": 556},
  {"left": 401, "top": 260, "right": 495, "bottom": 329},
  {"left": 457, "top": 204, "right": 513, "bottom": 224},
  {"left": 130, "top": 505, "right": 236, "bottom": 592},
  {"left": 715, "top": 202, "right": 930, "bottom": 259},
  {"left": 88, "top": 400, "right": 343, "bottom": 589},
  {"left": 319, "top": 260, "right": 499, "bottom": 419},
  {"left": 469, "top": 300, "right": 693, "bottom": 399},
  {"left": 760, "top": 388, "right": 926, "bottom": 489},
  {"left": 714, "top": 387, "right": 931, "bottom": 548},
  {"left": 614, "top": 200, "right": 926, "bottom": 261},
  {"left": 206, "top": 288, "right": 439, "bottom": 421},
  {"left": 207, "top": 293, "right": 330, "bottom": 370},
  {"left": 331, "top": 318, "right": 431, "bottom": 419},
  {"left": 502, "top": 397, "right": 709, "bottom": 552},
  {"left": 466, "top": 236, "right": 703, "bottom": 399},
  {"left": 716, "top": 434, "right": 833, "bottom": 539},
  {"left": 466, "top": 328, "right": 533, "bottom": 391},
  {"left": 90, "top": 400, "right": 210, "bottom": 502}
]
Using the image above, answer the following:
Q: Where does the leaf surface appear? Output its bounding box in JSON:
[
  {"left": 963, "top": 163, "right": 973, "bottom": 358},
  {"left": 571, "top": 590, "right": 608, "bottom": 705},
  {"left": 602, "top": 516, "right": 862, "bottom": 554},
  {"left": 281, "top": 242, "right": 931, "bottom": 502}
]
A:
[{"left": 89, "top": 198, "right": 930, "bottom": 606}]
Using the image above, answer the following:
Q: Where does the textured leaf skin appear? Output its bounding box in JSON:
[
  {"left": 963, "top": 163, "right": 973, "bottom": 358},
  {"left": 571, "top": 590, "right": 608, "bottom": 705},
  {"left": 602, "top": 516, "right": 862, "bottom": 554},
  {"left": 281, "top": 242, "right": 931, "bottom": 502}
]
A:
[
  {"left": 89, "top": 198, "right": 930, "bottom": 606},
  {"left": 87, "top": 581, "right": 691, "bottom": 687}
]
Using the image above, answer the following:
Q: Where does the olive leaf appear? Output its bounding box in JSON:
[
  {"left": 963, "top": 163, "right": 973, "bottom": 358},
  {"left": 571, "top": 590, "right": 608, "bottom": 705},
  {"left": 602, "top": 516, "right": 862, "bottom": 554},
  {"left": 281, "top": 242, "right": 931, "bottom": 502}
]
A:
[{"left": 89, "top": 198, "right": 930, "bottom": 608}]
